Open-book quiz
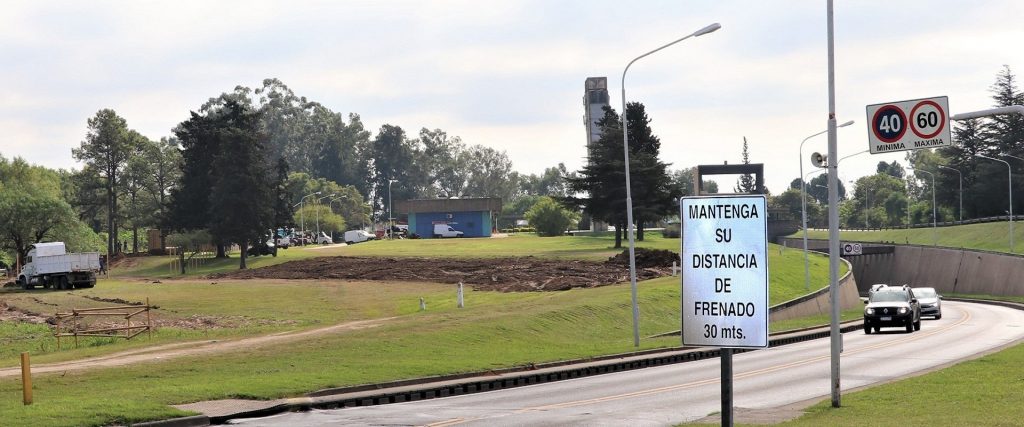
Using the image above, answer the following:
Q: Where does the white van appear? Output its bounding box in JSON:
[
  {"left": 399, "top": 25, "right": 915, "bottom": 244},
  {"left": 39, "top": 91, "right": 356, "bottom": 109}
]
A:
[
  {"left": 433, "top": 224, "right": 464, "bottom": 238},
  {"left": 344, "top": 230, "right": 376, "bottom": 244}
]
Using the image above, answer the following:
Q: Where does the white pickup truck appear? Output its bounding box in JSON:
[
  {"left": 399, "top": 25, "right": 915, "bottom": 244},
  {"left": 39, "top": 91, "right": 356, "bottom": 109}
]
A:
[{"left": 17, "top": 242, "right": 100, "bottom": 290}]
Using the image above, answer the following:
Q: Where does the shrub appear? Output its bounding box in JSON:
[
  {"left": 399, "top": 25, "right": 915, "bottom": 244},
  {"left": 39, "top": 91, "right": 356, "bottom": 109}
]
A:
[{"left": 524, "top": 197, "right": 580, "bottom": 237}]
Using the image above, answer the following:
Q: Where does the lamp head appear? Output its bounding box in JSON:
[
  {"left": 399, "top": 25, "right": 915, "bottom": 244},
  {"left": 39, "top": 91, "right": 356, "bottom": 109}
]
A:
[
  {"left": 839, "top": 120, "right": 855, "bottom": 127},
  {"left": 693, "top": 23, "right": 722, "bottom": 37}
]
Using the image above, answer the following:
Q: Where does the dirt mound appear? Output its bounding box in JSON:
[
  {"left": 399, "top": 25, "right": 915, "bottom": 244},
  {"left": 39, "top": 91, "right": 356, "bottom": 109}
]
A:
[
  {"left": 607, "top": 248, "right": 681, "bottom": 269},
  {"left": 208, "top": 256, "right": 670, "bottom": 292}
]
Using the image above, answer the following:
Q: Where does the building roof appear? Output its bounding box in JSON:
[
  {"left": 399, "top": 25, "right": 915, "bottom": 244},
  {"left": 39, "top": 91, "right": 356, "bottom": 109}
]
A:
[{"left": 394, "top": 197, "right": 502, "bottom": 214}]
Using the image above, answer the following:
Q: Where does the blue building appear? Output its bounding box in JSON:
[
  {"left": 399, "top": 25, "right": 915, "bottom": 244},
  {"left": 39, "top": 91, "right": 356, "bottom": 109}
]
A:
[{"left": 394, "top": 198, "right": 502, "bottom": 238}]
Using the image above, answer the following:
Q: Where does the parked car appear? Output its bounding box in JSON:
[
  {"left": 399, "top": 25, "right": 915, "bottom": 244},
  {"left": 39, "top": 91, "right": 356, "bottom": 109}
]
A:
[
  {"left": 248, "top": 239, "right": 277, "bottom": 257},
  {"left": 912, "top": 287, "right": 943, "bottom": 319},
  {"left": 863, "top": 285, "right": 921, "bottom": 334},
  {"left": 344, "top": 230, "right": 376, "bottom": 244},
  {"left": 316, "top": 232, "right": 332, "bottom": 245},
  {"left": 433, "top": 224, "right": 464, "bottom": 238}
]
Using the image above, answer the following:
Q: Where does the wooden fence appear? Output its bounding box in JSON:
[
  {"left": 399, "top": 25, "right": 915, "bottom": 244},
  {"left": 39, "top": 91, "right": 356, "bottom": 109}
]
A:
[{"left": 55, "top": 299, "right": 153, "bottom": 350}]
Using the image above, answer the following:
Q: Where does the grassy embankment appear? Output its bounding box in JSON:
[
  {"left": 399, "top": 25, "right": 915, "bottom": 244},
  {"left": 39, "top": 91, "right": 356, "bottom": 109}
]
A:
[
  {"left": 798, "top": 220, "right": 1022, "bottom": 253},
  {"left": 0, "top": 234, "right": 846, "bottom": 426}
]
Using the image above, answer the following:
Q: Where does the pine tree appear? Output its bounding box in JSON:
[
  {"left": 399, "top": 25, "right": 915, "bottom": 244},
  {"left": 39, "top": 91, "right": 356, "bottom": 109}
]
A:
[
  {"left": 734, "top": 137, "right": 757, "bottom": 193},
  {"left": 987, "top": 65, "right": 1024, "bottom": 156}
]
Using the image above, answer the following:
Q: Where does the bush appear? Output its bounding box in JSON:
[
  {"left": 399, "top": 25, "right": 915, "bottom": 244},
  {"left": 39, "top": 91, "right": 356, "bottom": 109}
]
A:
[{"left": 524, "top": 197, "right": 580, "bottom": 237}]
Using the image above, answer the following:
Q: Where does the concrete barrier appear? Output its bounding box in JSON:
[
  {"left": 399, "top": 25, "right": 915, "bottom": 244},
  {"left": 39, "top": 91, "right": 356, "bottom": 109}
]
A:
[
  {"left": 779, "top": 238, "right": 1024, "bottom": 297},
  {"left": 769, "top": 255, "right": 860, "bottom": 322}
]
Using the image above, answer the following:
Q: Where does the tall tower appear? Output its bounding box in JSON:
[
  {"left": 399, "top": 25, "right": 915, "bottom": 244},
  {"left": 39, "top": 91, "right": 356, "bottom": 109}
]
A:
[
  {"left": 583, "top": 77, "right": 611, "bottom": 232},
  {"left": 583, "top": 77, "right": 610, "bottom": 162}
]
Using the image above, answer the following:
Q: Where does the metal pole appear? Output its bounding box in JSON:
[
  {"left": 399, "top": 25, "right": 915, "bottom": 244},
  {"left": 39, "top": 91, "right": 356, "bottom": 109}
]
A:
[
  {"left": 620, "top": 22, "right": 720, "bottom": 347},
  {"left": 389, "top": 179, "right": 396, "bottom": 240},
  {"left": 825, "top": 0, "right": 842, "bottom": 408},
  {"left": 977, "top": 154, "right": 1013, "bottom": 252},
  {"left": 721, "top": 348, "right": 733, "bottom": 427}
]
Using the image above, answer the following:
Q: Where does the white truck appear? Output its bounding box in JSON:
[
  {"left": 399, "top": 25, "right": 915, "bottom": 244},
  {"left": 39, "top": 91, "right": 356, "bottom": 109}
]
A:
[
  {"left": 344, "top": 230, "right": 376, "bottom": 244},
  {"left": 433, "top": 224, "right": 464, "bottom": 238},
  {"left": 17, "top": 242, "right": 100, "bottom": 290}
]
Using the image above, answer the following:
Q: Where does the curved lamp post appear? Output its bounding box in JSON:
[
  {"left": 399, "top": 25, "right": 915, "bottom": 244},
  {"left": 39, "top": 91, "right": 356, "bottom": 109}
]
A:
[
  {"left": 621, "top": 22, "right": 721, "bottom": 347},
  {"left": 388, "top": 179, "right": 398, "bottom": 240},
  {"left": 315, "top": 193, "right": 336, "bottom": 243},
  {"left": 299, "top": 191, "right": 322, "bottom": 239},
  {"left": 799, "top": 120, "right": 853, "bottom": 291},
  {"left": 936, "top": 165, "right": 962, "bottom": 223},
  {"left": 976, "top": 153, "right": 1013, "bottom": 253}
]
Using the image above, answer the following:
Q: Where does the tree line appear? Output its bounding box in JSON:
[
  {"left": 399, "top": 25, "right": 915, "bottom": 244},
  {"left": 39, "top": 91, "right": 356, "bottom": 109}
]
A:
[{"left": 774, "top": 66, "right": 1024, "bottom": 229}]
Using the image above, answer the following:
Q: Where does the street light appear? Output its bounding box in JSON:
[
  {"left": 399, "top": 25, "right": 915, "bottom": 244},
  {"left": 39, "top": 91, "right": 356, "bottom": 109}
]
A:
[
  {"left": 907, "top": 169, "right": 937, "bottom": 245},
  {"left": 799, "top": 120, "right": 853, "bottom": 291},
  {"left": 976, "top": 154, "right": 1013, "bottom": 253},
  {"left": 937, "top": 165, "right": 963, "bottom": 223},
  {"left": 388, "top": 179, "right": 397, "bottom": 240},
  {"left": 621, "top": 22, "right": 721, "bottom": 348},
  {"left": 299, "top": 191, "right": 322, "bottom": 240},
  {"left": 315, "top": 193, "right": 336, "bottom": 243}
]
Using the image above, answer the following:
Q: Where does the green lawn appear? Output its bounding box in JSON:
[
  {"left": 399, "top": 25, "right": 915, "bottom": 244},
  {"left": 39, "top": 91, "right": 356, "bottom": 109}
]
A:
[
  {"left": 0, "top": 234, "right": 846, "bottom": 426},
  {"left": 797, "top": 221, "right": 1021, "bottom": 254}
]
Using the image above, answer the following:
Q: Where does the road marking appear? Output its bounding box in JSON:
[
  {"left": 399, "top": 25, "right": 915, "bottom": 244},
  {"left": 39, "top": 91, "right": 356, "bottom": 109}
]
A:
[{"left": 429, "top": 306, "right": 974, "bottom": 425}]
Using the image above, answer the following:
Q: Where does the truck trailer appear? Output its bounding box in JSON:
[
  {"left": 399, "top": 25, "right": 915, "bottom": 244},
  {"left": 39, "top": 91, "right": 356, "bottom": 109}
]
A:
[{"left": 16, "top": 242, "right": 100, "bottom": 290}]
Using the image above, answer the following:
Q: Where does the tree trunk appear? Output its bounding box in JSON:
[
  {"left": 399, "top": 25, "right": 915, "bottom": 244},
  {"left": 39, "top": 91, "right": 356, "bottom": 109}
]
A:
[
  {"left": 614, "top": 221, "right": 622, "bottom": 248},
  {"left": 132, "top": 227, "right": 139, "bottom": 254},
  {"left": 216, "top": 244, "right": 226, "bottom": 258},
  {"left": 637, "top": 221, "right": 645, "bottom": 241},
  {"left": 179, "top": 249, "right": 186, "bottom": 275},
  {"left": 107, "top": 178, "right": 115, "bottom": 257},
  {"left": 239, "top": 239, "right": 248, "bottom": 269}
]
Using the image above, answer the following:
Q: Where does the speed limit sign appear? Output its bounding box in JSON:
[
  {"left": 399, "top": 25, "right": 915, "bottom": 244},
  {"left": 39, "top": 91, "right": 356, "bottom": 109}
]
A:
[{"left": 866, "top": 96, "right": 951, "bottom": 154}]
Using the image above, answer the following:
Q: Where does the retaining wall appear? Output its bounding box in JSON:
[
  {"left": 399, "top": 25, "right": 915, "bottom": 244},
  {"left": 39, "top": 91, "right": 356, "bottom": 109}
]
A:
[
  {"left": 768, "top": 255, "right": 861, "bottom": 322},
  {"left": 779, "top": 238, "right": 1024, "bottom": 296}
]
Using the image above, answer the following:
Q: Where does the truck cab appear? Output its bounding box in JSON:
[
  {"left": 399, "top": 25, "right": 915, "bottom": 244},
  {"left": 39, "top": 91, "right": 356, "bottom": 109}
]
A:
[{"left": 17, "top": 242, "right": 100, "bottom": 290}]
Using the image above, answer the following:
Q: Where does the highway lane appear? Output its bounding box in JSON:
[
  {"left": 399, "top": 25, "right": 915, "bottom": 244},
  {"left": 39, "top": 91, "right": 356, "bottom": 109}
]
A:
[{"left": 232, "top": 301, "right": 1024, "bottom": 426}]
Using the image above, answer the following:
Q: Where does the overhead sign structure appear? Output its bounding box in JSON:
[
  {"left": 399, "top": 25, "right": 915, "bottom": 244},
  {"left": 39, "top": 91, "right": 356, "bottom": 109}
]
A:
[
  {"left": 681, "top": 195, "right": 769, "bottom": 349},
  {"left": 841, "top": 242, "right": 863, "bottom": 256},
  {"left": 866, "top": 96, "right": 951, "bottom": 154}
]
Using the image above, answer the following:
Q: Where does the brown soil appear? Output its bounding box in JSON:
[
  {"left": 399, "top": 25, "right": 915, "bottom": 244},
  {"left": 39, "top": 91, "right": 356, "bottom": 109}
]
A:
[
  {"left": 0, "top": 300, "right": 53, "bottom": 324},
  {"left": 209, "top": 250, "right": 678, "bottom": 292}
]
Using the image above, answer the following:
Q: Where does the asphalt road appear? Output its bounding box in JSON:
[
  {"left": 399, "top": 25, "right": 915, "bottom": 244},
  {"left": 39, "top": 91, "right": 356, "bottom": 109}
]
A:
[{"left": 232, "top": 301, "right": 1024, "bottom": 426}]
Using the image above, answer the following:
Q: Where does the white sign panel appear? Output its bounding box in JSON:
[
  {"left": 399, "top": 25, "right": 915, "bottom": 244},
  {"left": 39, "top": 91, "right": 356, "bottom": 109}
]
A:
[
  {"left": 841, "top": 242, "right": 863, "bottom": 256},
  {"left": 865, "top": 96, "right": 951, "bottom": 154},
  {"left": 681, "top": 195, "right": 769, "bottom": 349}
]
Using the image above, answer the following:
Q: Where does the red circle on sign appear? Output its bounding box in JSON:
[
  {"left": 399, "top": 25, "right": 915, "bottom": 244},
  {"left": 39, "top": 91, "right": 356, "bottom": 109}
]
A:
[
  {"left": 910, "top": 100, "right": 946, "bottom": 139},
  {"left": 871, "top": 105, "right": 907, "bottom": 143}
]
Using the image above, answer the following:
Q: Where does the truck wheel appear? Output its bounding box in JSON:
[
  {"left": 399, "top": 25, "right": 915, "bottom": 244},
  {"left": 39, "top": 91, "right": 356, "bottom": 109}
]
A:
[
  {"left": 59, "top": 276, "right": 69, "bottom": 290},
  {"left": 18, "top": 277, "right": 29, "bottom": 290}
]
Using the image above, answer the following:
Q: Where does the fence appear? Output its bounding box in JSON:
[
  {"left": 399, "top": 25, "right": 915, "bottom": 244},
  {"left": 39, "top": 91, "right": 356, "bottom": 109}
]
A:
[{"left": 54, "top": 299, "right": 153, "bottom": 350}]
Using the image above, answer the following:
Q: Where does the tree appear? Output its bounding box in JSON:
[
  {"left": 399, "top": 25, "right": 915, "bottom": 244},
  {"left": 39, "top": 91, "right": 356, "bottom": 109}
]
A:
[
  {"left": 145, "top": 137, "right": 183, "bottom": 251},
  {"left": 672, "top": 167, "right": 718, "bottom": 197},
  {"left": 986, "top": 65, "right": 1024, "bottom": 155},
  {"left": 463, "top": 145, "right": 519, "bottom": 202},
  {"left": 366, "top": 124, "right": 429, "bottom": 221},
  {"left": 734, "top": 137, "right": 757, "bottom": 193},
  {"left": 72, "top": 109, "right": 133, "bottom": 256},
  {"left": 564, "top": 102, "right": 677, "bottom": 247},
  {"left": 876, "top": 161, "right": 905, "bottom": 179},
  {"left": 420, "top": 128, "right": 469, "bottom": 198},
  {"left": 205, "top": 99, "right": 276, "bottom": 269},
  {"left": 525, "top": 197, "right": 579, "bottom": 237}
]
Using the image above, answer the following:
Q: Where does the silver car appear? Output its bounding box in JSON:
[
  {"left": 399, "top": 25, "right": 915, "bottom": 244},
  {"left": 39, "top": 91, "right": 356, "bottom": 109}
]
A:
[{"left": 913, "top": 287, "right": 942, "bottom": 319}]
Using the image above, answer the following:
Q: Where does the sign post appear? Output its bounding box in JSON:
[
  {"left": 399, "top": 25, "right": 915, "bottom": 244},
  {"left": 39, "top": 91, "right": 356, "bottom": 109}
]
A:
[
  {"left": 682, "top": 195, "right": 769, "bottom": 426},
  {"left": 866, "top": 96, "right": 951, "bottom": 154}
]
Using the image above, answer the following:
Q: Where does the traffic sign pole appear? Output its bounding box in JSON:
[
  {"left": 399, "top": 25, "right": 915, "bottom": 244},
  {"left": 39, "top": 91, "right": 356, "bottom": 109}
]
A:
[{"left": 826, "top": 0, "right": 842, "bottom": 408}]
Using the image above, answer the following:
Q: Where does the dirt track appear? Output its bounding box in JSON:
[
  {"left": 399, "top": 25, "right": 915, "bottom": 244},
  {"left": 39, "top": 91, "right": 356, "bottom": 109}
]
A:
[{"left": 209, "top": 253, "right": 677, "bottom": 292}]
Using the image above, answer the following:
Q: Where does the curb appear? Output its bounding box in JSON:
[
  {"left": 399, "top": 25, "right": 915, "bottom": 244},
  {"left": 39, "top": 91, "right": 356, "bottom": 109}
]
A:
[
  {"left": 133, "top": 299, "right": 1023, "bottom": 426},
  {"left": 139, "top": 320, "right": 865, "bottom": 426}
]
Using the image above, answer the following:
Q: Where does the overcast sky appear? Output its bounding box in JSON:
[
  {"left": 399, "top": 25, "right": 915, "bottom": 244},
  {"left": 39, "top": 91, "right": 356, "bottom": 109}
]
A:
[{"left": 2, "top": 1, "right": 1022, "bottom": 193}]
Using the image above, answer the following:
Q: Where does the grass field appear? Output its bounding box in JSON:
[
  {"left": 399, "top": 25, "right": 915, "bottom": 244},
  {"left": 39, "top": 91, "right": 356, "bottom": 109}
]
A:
[
  {"left": 0, "top": 234, "right": 847, "bottom": 426},
  {"left": 797, "top": 221, "right": 1022, "bottom": 254}
]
